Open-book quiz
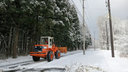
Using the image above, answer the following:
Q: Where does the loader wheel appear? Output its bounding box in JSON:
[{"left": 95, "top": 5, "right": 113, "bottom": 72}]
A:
[
  {"left": 55, "top": 51, "right": 61, "bottom": 59},
  {"left": 47, "top": 51, "right": 53, "bottom": 62},
  {"left": 32, "top": 56, "right": 40, "bottom": 61}
]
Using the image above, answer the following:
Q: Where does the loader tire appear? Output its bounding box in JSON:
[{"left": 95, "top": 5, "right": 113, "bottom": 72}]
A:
[
  {"left": 55, "top": 51, "right": 61, "bottom": 59},
  {"left": 32, "top": 56, "right": 40, "bottom": 61},
  {"left": 47, "top": 51, "right": 53, "bottom": 62}
]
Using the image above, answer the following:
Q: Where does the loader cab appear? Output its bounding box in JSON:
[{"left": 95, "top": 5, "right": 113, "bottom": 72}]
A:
[{"left": 40, "top": 36, "right": 54, "bottom": 48}]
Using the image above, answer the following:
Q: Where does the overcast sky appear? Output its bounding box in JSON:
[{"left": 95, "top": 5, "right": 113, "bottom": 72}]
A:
[{"left": 72, "top": 0, "right": 128, "bottom": 39}]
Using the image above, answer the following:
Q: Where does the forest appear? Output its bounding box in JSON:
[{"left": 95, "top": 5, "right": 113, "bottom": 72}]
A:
[{"left": 0, "top": 0, "right": 92, "bottom": 59}]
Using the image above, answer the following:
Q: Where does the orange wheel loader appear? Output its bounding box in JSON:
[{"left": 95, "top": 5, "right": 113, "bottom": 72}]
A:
[{"left": 30, "top": 36, "right": 67, "bottom": 62}]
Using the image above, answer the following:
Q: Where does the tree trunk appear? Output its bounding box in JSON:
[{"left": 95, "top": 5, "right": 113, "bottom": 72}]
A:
[
  {"left": 30, "top": 38, "right": 34, "bottom": 52},
  {"left": 8, "top": 27, "right": 13, "bottom": 57},
  {"left": 21, "top": 31, "right": 24, "bottom": 55},
  {"left": 24, "top": 32, "right": 27, "bottom": 55},
  {"left": 25, "top": 36, "right": 29, "bottom": 55},
  {"left": 13, "top": 27, "right": 19, "bottom": 58},
  {"left": 0, "top": 33, "right": 8, "bottom": 58}
]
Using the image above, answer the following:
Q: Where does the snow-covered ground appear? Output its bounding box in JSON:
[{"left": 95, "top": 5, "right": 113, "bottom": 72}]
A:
[
  {"left": 0, "top": 49, "right": 128, "bottom": 72},
  {"left": 0, "top": 55, "right": 32, "bottom": 67}
]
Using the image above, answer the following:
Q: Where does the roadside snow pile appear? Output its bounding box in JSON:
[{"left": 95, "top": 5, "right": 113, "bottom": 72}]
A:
[{"left": 65, "top": 63, "right": 105, "bottom": 72}]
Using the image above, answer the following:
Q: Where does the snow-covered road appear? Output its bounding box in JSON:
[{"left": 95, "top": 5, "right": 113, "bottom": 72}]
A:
[
  {"left": 0, "top": 50, "right": 81, "bottom": 72},
  {"left": 1, "top": 49, "right": 128, "bottom": 72}
]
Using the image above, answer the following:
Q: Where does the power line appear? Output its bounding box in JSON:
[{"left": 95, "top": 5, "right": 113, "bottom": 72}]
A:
[
  {"left": 84, "top": 0, "right": 94, "bottom": 24},
  {"left": 70, "top": 0, "right": 88, "bottom": 26},
  {"left": 71, "top": 0, "right": 92, "bottom": 36},
  {"left": 70, "top": 0, "right": 91, "bottom": 33},
  {"left": 70, "top": 0, "right": 83, "bottom": 17}
]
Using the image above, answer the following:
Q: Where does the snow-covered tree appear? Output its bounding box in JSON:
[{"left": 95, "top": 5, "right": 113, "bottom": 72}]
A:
[{"left": 97, "top": 15, "right": 128, "bottom": 57}]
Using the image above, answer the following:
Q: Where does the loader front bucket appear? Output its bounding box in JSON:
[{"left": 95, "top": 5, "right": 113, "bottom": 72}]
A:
[{"left": 58, "top": 47, "right": 67, "bottom": 53}]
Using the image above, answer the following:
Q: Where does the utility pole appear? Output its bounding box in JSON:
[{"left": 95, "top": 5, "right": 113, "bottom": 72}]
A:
[
  {"left": 105, "top": 21, "right": 109, "bottom": 50},
  {"left": 83, "top": 0, "right": 85, "bottom": 55},
  {"left": 107, "top": 0, "right": 115, "bottom": 57}
]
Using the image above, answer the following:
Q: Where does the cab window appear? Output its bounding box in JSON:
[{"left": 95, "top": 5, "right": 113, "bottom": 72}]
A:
[{"left": 50, "top": 39, "right": 52, "bottom": 46}]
